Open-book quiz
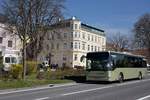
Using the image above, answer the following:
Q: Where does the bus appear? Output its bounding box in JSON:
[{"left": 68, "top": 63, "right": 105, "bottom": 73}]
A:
[
  {"left": 86, "top": 51, "right": 147, "bottom": 82},
  {"left": 0, "top": 49, "right": 22, "bottom": 72},
  {"left": 2, "top": 54, "right": 21, "bottom": 71}
]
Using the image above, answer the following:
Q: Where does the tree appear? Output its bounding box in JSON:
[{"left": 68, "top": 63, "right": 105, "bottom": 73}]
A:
[
  {"left": 133, "top": 13, "right": 150, "bottom": 49},
  {"left": 133, "top": 13, "right": 150, "bottom": 63},
  {"left": 107, "top": 32, "right": 129, "bottom": 52},
  {"left": 1, "top": 0, "right": 65, "bottom": 79}
]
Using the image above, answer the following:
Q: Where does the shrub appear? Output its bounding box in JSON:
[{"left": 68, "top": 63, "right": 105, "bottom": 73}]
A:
[
  {"left": 61, "top": 66, "right": 73, "bottom": 70},
  {"left": 73, "top": 69, "right": 86, "bottom": 76},
  {"left": 43, "top": 67, "right": 85, "bottom": 80},
  {"left": 44, "top": 69, "right": 65, "bottom": 79},
  {"left": 10, "top": 64, "right": 23, "bottom": 79},
  {"left": 26, "top": 61, "right": 38, "bottom": 75},
  {"left": 74, "top": 66, "right": 85, "bottom": 70}
]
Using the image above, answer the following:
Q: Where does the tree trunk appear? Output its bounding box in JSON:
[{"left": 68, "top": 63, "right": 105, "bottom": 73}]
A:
[{"left": 22, "top": 40, "right": 26, "bottom": 80}]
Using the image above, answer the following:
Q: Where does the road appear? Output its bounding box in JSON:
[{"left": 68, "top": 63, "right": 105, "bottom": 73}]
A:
[{"left": 0, "top": 77, "right": 150, "bottom": 100}]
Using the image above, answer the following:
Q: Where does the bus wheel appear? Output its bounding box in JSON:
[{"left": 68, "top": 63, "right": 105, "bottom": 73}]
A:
[
  {"left": 138, "top": 72, "right": 142, "bottom": 80},
  {"left": 118, "top": 73, "right": 124, "bottom": 83}
]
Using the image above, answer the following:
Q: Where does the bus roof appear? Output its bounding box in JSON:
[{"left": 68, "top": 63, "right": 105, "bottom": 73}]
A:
[{"left": 87, "top": 51, "right": 145, "bottom": 58}]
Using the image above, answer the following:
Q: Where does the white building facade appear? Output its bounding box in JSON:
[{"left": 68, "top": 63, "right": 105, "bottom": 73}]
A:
[
  {"left": 38, "top": 17, "right": 106, "bottom": 68},
  {"left": 0, "top": 23, "right": 21, "bottom": 56}
]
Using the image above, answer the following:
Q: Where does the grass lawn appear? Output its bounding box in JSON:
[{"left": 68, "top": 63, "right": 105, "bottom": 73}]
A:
[
  {"left": 0, "top": 69, "right": 85, "bottom": 89},
  {"left": 0, "top": 79, "right": 74, "bottom": 89}
]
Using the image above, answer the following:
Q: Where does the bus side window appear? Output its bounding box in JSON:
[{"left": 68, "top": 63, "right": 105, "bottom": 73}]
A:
[
  {"left": 115, "top": 54, "right": 124, "bottom": 68},
  {"left": 136, "top": 58, "right": 142, "bottom": 67},
  {"left": 128, "top": 56, "right": 138, "bottom": 68},
  {"left": 11, "top": 57, "right": 17, "bottom": 64},
  {"left": 5, "top": 57, "right": 11, "bottom": 63},
  {"left": 111, "top": 54, "right": 125, "bottom": 68},
  {"left": 142, "top": 60, "right": 147, "bottom": 68},
  {"left": 111, "top": 54, "right": 117, "bottom": 67},
  {"left": 122, "top": 56, "right": 128, "bottom": 67}
]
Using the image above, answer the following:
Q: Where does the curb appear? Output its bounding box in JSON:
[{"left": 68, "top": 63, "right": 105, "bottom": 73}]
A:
[{"left": 0, "top": 82, "right": 77, "bottom": 95}]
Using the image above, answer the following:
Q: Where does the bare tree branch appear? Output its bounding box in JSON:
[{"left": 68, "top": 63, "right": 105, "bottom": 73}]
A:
[
  {"left": 108, "top": 32, "right": 129, "bottom": 52},
  {"left": 1, "top": 0, "right": 65, "bottom": 79}
]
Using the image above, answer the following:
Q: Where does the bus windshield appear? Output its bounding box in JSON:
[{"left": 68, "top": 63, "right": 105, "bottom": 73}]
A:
[
  {"left": 5, "top": 57, "right": 11, "bottom": 63},
  {"left": 5, "top": 57, "right": 18, "bottom": 64},
  {"left": 86, "top": 52, "right": 111, "bottom": 71},
  {"left": 11, "top": 57, "right": 17, "bottom": 63}
]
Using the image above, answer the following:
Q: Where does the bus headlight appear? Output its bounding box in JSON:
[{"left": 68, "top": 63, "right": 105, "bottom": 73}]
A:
[
  {"left": 106, "top": 62, "right": 113, "bottom": 70},
  {"left": 106, "top": 63, "right": 111, "bottom": 68}
]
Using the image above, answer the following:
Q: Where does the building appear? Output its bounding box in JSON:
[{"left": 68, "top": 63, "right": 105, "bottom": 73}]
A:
[
  {"left": 0, "top": 23, "right": 21, "bottom": 56},
  {"left": 38, "top": 17, "right": 106, "bottom": 68}
]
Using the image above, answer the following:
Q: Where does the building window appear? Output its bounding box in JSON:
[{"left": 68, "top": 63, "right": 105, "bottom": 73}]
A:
[
  {"left": 98, "top": 47, "right": 100, "bottom": 51},
  {"left": 91, "top": 45, "right": 93, "bottom": 51},
  {"left": 98, "top": 37, "right": 101, "bottom": 43},
  {"left": 95, "top": 36, "right": 97, "bottom": 42},
  {"left": 88, "top": 34, "right": 90, "bottom": 41},
  {"left": 102, "top": 48, "right": 105, "bottom": 51},
  {"left": 71, "top": 24, "right": 73, "bottom": 29},
  {"left": 48, "top": 35, "right": 50, "bottom": 40},
  {"left": 64, "top": 33, "right": 67, "bottom": 38},
  {"left": 0, "top": 37, "right": 3, "bottom": 43},
  {"left": 74, "top": 32, "right": 77, "bottom": 38},
  {"left": 51, "top": 43, "right": 54, "bottom": 49},
  {"left": 2, "top": 32, "right": 6, "bottom": 38},
  {"left": 102, "top": 38, "right": 105, "bottom": 45},
  {"left": 95, "top": 46, "right": 97, "bottom": 51},
  {"left": 62, "top": 63, "right": 66, "bottom": 67},
  {"left": 88, "top": 45, "right": 90, "bottom": 51},
  {"left": 56, "top": 33, "right": 61, "bottom": 39},
  {"left": 71, "top": 32, "right": 73, "bottom": 38},
  {"left": 75, "top": 24, "right": 78, "bottom": 29},
  {"left": 8, "top": 40, "right": 12, "bottom": 47},
  {"left": 79, "top": 42, "right": 80, "bottom": 49},
  {"left": 52, "top": 34, "right": 54, "bottom": 40},
  {"left": 63, "top": 57, "right": 67, "bottom": 61},
  {"left": 66, "top": 22, "right": 70, "bottom": 27},
  {"left": 74, "top": 54, "right": 77, "bottom": 61},
  {"left": 82, "top": 33, "right": 85, "bottom": 39},
  {"left": 47, "top": 44, "right": 49, "bottom": 50},
  {"left": 71, "top": 42, "right": 73, "bottom": 49},
  {"left": 82, "top": 43, "right": 85, "bottom": 50},
  {"left": 91, "top": 35, "right": 93, "bottom": 41},
  {"left": 74, "top": 42, "right": 77, "bottom": 49},
  {"left": 57, "top": 43, "right": 59, "bottom": 50},
  {"left": 64, "top": 43, "right": 67, "bottom": 49},
  {"left": 78, "top": 32, "right": 80, "bottom": 38}
]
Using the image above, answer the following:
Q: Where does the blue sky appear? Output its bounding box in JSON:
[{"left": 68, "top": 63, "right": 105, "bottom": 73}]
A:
[
  {"left": 64, "top": 0, "right": 150, "bottom": 37},
  {"left": 0, "top": 0, "right": 149, "bottom": 37}
]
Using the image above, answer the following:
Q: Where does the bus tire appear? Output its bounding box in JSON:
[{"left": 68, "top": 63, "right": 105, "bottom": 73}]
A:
[
  {"left": 118, "top": 73, "right": 124, "bottom": 83},
  {"left": 138, "top": 72, "right": 142, "bottom": 80}
]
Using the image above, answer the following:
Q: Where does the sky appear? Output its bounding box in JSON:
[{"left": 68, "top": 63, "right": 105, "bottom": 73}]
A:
[
  {"left": 0, "top": 0, "right": 149, "bottom": 37},
  {"left": 64, "top": 0, "right": 150, "bottom": 37}
]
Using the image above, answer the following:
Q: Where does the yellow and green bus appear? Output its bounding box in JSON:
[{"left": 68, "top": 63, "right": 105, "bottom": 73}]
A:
[{"left": 86, "top": 51, "right": 147, "bottom": 82}]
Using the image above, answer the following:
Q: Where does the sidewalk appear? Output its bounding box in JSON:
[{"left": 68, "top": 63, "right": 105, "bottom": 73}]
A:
[{"left": 0, "top": 82, "right": 77, "bottom": 95}]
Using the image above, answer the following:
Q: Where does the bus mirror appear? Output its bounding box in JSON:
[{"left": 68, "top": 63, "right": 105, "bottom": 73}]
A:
[{"left": 80, "top": 55, "right": 86, "bottom": 62}]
